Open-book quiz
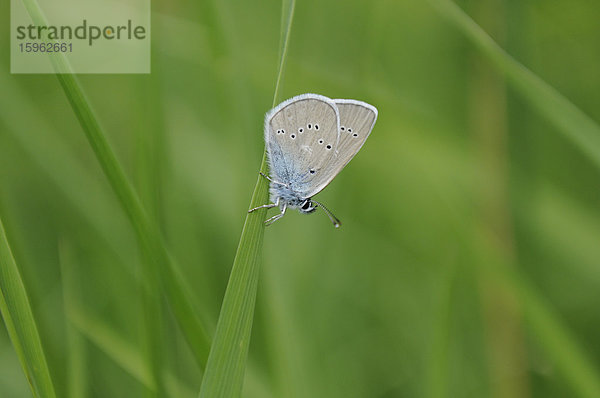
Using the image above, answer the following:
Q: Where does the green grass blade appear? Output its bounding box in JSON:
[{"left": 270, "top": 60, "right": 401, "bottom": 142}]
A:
[
  {"left": 58, "top": 240, "right": 90, "bottom": 398},
  {"left": 427, "top": 0, "right": 600, "bottom": 170},
  {"left": 54, "top": 63, "right": 212, "bottom": 370},
  {"left": 63, "top": 295, "right": 88, "bottom": 397},
  {"left": 67, "top": 298, "right": 270, "bottom": 398},
  {"left": 68, "top": 304, "right": 156, "bottom": 391},
  {"left": 19, "top": 0, "right": 212, "bottom": 368},
  {"left": 60, "top": 241, "right": 194, "bottom": 398},
  {"left": 0, "top": 218, "right": 57, "bottom": 398},
  {"left": 53, "top": 69, "right": 212, "bottom": 368},
  {"left": 198, "top": 1, "right": 296, "bottom": 397},
  {"left": 65, "top": 319, "right": 87, "bottom": 398},
  {"left": 135, "top": 33, "right": 168, "bottom": 396},
  {"left": 66, "top": 303, "right": 196, "bottom": 398}
]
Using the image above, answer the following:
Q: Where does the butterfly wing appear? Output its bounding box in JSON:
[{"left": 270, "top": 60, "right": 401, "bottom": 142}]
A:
[
  {"left": 298, "top": 99, "right": 378, "bottom": 197},
  {"left": 333, "top": 99, "right": 377, "bottom": 168},
  {"left": 265, "top": 94, "right": 340, "bottom": 197}
]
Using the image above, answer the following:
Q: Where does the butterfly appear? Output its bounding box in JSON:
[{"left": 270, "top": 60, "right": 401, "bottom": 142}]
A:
[{"left": 248, "top": 93, "right": 378, "bottom": 227}]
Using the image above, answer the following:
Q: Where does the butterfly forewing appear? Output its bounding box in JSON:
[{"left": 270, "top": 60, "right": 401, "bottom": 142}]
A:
[{"left": 265, "top": 94, "right": 340, "bottom": 197}]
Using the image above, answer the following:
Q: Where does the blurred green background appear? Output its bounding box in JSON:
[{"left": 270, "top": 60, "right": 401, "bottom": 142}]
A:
[{"left": 1, "top": 0, "right": 600, "bottom": 397}]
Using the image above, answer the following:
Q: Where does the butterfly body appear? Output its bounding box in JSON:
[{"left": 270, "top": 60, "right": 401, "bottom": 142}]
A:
[
  {"left": 249, "top": 93, "right": 377, "bottom": 226},
  {"left": 268, "top": 185, "right": 314, "bottom": 211}
]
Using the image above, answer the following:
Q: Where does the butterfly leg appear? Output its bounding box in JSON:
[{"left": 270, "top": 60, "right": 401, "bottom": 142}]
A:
[
  {"left": 259, "top": 172, "right": 287, "bottom": 187},
  {"left": 248, "top": 198, "right": 279, "bottom": 213},
  {"left": 264, "top": 203, "right": 287, "bottom": 226}
]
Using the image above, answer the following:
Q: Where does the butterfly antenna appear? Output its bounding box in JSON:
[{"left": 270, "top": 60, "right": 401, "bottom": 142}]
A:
[{"left": 312, "top": 200, "right": 341, "bottom": 228}]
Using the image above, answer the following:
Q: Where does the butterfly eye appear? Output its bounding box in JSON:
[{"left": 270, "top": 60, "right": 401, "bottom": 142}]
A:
[
  {"left": 301, "top": 200, "right": 311, "bottom": 210},
  {"left": 326, "top": 144, "right": 332, "bottom": 150}
]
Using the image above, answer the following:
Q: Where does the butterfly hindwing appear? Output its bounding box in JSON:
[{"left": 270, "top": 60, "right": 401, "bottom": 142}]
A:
[
  {"left": 299, "top": 99, "right": 378, "bottom": 197},
  {"left": 333, "top": 99, "right": 377, "bottom": 169}
]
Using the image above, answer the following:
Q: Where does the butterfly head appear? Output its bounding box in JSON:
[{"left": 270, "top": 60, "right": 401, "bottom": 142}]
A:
[{"left": 299, "top": 198, "right": 317, "bottom": 214}]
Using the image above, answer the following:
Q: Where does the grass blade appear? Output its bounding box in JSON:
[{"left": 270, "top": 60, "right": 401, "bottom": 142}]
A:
[
  {"left": 61, "top": 254, "right": 88, "bottom": 398},
  {"left": 67, "top": 303, "right": 197, "bottom": 398},
  {"left": 0, "top": 217, "right": 57, "bottom": 398},
  {"left": 135, "top": 31, "right": 169, "bottom": 396},
  {"left": 198, "top": 1, "right": 296, "bottom": 397},
  {"left": 427, "top": 0, "right": 600, "bottom": 170},
  {"left": 19, "top": 0, "right": 212, "bottom": 368},
  {"left": 68, "top": 304, "right": 156, "bottom": 391},
  {"left": 59, "top": 241, "right": 195, "bottom": 398}
]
